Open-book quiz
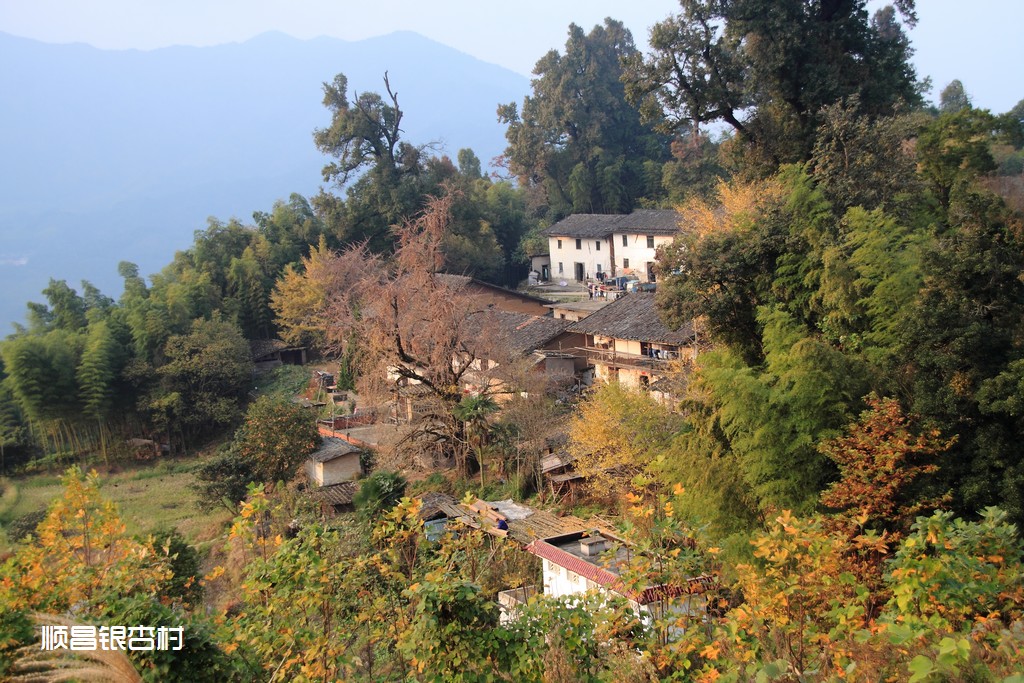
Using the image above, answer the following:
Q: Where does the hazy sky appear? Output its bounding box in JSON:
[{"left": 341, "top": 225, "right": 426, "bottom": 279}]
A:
[{"left": 1, "top": 1, "right": 1021, "bottom": 113}]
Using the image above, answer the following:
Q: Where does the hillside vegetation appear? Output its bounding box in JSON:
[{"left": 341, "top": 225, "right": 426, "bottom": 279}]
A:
[{"left": 2, "top": 1, "right": 1024, "bottom": 680}]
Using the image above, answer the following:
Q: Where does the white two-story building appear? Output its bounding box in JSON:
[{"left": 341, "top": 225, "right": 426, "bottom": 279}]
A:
[{"left": 543, "top": 209, "right": 681, "bottom": 283}]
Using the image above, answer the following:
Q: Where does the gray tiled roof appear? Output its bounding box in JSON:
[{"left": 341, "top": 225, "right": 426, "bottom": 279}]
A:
[
  {"left": 566, "top": 293, "right": 694, "bottom": 344},
  {"left": 543, "top": 213, "right": 624, "bottom": 239},
  {"left": 309, "top": 481, "right": 359, "bottom": 506},
  {"left": 308, "top": 437, "right": 362, "bottom": 463},
  {"left": 468, "top": 309, "right": 572, "bottom": 356},
  {"left": 615, "top": 209, "right": 684, "bottom": 235},
  {"left": 543, "top": 209, "right": 681, "bottom": 239},
  {"left": 433, "top": 274, "right": 554, "bottom": 305}
]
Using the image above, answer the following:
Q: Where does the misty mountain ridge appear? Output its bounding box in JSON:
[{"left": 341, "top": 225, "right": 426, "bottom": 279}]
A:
[{"left": 0, "top": 30, "right": 529, "bottom": 331}]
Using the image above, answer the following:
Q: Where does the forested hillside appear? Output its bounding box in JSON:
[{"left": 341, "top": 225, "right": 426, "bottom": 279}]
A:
[{"left": 3, "top": 1, "right": 1024, "bottom": 680}]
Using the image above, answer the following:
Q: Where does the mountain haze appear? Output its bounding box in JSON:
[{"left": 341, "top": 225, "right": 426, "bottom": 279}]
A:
[{"left": 0, "top": 30, "right": 529, "bottom": 330}]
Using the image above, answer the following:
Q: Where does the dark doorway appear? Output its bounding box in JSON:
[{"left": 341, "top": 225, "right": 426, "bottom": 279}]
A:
[{"left": 574, "top": 262, "right": 585, "bottom": 281}]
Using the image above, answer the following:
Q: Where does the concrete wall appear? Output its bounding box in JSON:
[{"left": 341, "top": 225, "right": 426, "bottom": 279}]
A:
[
  {"left": 612, "top": 233, "right": 674, "bottom": 282},
  {"left": 542, "top": 560, "right": 601, "bottom": 599},
  {"left": 549, "top": 305, "right": 585, "bottom": 322},
  {"left": 530, "top": 255, "right": 551, "bottom": 281},
  {"left": 548, "top": 236, "right": 614, "bottom": 281},
  {"left": 308, "top": 453, "right": 362, "bottom": 487},
  {"left": 613, "top": 338, "right": 643, "bottom": 355},
  {"left": 619, "top": 367, "right": 647, "bottom": 390}
]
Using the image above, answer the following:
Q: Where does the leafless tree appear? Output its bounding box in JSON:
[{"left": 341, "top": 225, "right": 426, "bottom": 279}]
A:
[{"left": 305, "top": 190, "right": 527, "bottom": 474}]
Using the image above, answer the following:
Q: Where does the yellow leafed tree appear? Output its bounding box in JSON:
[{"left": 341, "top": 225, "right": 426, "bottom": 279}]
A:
[
  {"left": 676, "top": 176, "right": 787, "bottom": 238},
  {"left": 0, "top": 468, "right": 171, "bottom": 614},
  {"left": 568, "top": 382, "right": 685, "bottom": 500}
]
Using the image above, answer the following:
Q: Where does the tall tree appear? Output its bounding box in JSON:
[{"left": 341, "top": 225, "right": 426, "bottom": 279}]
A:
[
  {"left": 938, "top": 78, "right": 972, "bottom": 113},
  {"left": 568, "top": 382, "right": 684, "bottom": 500},
  {"left": 315, "top": 72, "right": 411, "bottom": 187},
  {"left": 313, "top": 72, "right": 429, "bottom": 251},
  {"left": 154, "top": 316, "right": 253, "bottom": 447},
  {"left": 625, "top": 0, "right": 922, "bottom": 168},
  {"left": 302, "top": 191, "right": 531, "bottom": 472},
  {"left": 498, "top": 19, "right": 668, "bottom": 217},
  {"left": 231, "top": 395, "right": 321, "bottom": 485},
  {"left": 76, "top": 320, "right": 125, "bottom": 423}
]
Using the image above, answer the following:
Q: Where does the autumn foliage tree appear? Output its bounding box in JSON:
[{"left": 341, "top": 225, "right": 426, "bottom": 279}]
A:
[
  {"left": 819, "top": 395, "right": 953, "bottom": 534},
  {"left": 568, "top": 382, "right": 685, "bottom": 501},
  {"left": 0, "top": 469, "right": 172, "bottom": 614},
  {"left": 0, "top": 469, "right": 234, "bottom": 681},
  {"left": 270, "top": 236, "right": 382, "bottom": 350},
  {"left": 275, "top": 189, "right": 528, "bottom": 473}
]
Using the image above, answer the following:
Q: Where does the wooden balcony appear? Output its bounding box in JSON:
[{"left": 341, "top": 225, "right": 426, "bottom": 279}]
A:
[{"left": 574, "top": 345, "right": 679, "bottom": 370}]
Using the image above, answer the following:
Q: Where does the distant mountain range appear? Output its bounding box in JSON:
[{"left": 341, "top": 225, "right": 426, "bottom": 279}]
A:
[{"left": 0, "top": 30, "right": 530, "bottom": 331}]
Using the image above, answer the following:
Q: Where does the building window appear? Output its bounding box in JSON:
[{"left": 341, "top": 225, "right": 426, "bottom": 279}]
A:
[
  {"left": 646, "top": 235, "right": 655, "bottom": 248},
  {"left": 575, "top": 238, "right": 582, "bottom": 249},
  {"left": 595, "top": 240, "right": 601, "bottom": 251},
  {"left": 558, "top": 262, "right": 563, "bottom": 274},
  {"left": 623, "top": 258, "right": 629, "bottom": 269},
  {"left": 622, "top": 234, "right": 628, "bottom": 247},
  {"left": 557, "top": 239, "right": 562, "bottom": 249}
]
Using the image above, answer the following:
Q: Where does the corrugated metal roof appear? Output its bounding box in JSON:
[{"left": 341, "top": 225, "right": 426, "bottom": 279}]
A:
[{"left": 566, "top": 293, "right": 694, "bottom": 344}]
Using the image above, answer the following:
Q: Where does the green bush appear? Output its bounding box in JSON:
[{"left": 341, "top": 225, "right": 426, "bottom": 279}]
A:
[
  {"left": 353, "top": 471, "right": 407, "bottom": 521},
  {"left": 5, "top": 507, "right": 47, "bottom": 542}
]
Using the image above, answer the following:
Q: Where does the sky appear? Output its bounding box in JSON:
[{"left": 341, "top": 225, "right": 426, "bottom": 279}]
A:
[{"left": 1, "top": 1, "right": 1021, "bottom": 113}]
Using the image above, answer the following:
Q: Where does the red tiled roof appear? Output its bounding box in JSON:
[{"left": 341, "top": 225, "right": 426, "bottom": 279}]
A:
[
  {"left": 526, "top": 539, "right": 623, "bottom": 593},
  {"left": 524, "top": 538, "right": 716, "bottom": 605}
]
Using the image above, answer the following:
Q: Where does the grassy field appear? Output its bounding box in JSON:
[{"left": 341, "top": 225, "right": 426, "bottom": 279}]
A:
[
  {"left": 0, "top": 366, "right": 319, "bottom": 554},
  {"left": 0, "top": 458, "right": 233, "bottom": 553}
]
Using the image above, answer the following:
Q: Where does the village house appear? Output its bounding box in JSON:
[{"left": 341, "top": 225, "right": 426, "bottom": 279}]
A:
[
  {"left": 511, "top": 530, "right": 715, "bottom": 625},
  {"left": 249, "top": 338, "right": 307, "bottom": 370},
  {"left": 394, "top": 307, "right": 580, "bottom": 411},
  {"left": 380, "top": 274, "right": 562, "bottom": 422},
  {"left": 303, "top": 436, "right": 365, "bottom": 516},
  {"left": 562, "top": 292, "right": 697, "bottom": 392},
  {"left": 305, "top": 436, "right": 363, "bottom": 487},
  {"left": 406, "top": 493, "right": 716, "bottom": 626},
  {"left": 544, "top": 209, "right": 680, "bottom": 283},
  {"left": 415, "top": 493, "right": 589, "bottom": 545},
  {"left": 528, "top": 252, "right": 551, "bottom": 283},
  {"left": 462, "top": 309, "right": 577, "bottom": 390}
]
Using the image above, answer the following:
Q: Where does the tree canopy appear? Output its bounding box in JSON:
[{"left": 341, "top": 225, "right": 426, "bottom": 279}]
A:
[
  {"left": 625, "top": 0, "right": 923, "bottom": 169},
  {"left": 498, "top": 19, "right": 669, "bottom": 218}
]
